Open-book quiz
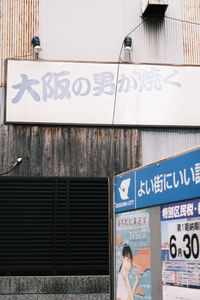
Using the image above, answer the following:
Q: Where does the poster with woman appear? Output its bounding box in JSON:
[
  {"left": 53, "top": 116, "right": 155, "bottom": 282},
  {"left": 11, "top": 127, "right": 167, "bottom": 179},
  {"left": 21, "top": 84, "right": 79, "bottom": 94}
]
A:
[{"left": 115, "top": 209, "right": 152, "bottom": 300}]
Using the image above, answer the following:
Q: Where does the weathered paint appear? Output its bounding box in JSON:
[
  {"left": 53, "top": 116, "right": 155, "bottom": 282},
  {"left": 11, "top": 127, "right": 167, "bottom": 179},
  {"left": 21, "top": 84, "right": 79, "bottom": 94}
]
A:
[
  {"left": 0, "top": 0, "right": 39, "bottom": 87},
  {"left": 0, "top": 125, "right": 142, "bottom": 177},
  {"left": 182, "top": 0, "right": 200, "bottom": 64}
]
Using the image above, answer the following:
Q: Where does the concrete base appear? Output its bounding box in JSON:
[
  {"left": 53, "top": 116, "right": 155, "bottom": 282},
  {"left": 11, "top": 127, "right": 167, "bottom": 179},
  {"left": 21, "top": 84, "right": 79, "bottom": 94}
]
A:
[{"left": 0, "top": 276, "right": 110, "bottom": 299}]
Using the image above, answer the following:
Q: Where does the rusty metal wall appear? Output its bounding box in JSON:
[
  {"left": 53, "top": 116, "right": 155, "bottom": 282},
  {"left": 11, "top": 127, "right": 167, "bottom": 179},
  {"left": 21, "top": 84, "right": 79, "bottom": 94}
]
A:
[
  {"left": 0, "top": 0, "right": 39, "bottom": 87},
  {"left": 182, "top": 0, "right": 200, "bottom": 64}
]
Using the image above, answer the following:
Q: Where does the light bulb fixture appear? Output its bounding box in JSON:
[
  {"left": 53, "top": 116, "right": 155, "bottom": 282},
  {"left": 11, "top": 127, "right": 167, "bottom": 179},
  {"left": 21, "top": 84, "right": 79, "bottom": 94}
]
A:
[
  {"left": 124, "top": 37, "right": 132, "bottom": 50},
  {"left": 0, "top": 157, "right": 23, "bottom": 176},
  {"left": 31, "top": 36, "right": 42, "bottom": 54}
]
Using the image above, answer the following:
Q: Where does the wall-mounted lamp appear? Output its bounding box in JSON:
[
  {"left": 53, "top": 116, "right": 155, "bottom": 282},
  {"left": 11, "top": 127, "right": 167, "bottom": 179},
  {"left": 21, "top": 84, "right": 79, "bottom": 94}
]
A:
[
  {"left": 31, "top": 36, "right": 42, "bottom": 54},
  {"left": 0, "top": 157, "right": 22, "bottom": 176},
  {"left": 124, "top": 37, "right": 132, "bottom": 50},
  {"left": 123, "top": 37, "right": 132, "bottom": 62}
]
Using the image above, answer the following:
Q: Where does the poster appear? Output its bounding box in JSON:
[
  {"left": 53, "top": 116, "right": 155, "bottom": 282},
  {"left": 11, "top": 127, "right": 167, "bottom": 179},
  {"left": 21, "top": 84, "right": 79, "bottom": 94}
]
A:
[
  {"left": 115, "top": 209, "right": 151, "bottom": 300},
  {"left": 161, "top": 199, "right": 200, "bottom": 300}
]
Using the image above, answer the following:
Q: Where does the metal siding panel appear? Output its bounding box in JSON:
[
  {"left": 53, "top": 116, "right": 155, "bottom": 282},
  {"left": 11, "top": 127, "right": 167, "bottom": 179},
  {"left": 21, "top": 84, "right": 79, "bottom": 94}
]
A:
[
  {"left": 141, "top": 1, "right": 200, "bottom": 168},
  {"left": 133, "top": 0, "right": 183, "bottom": 64},
  {"left": 182, "top": 0, "right": 200, "bottom": 64},
  {"left": 39, "top": 0, "right": 126, "bottom": 61},
  {"left": 0, "top": 0, "right": 39, "bottom": 87},
  {"left": 142, "top": 129, "right": 200, "bottom": 165},
  {"left": 39, "top": 0, "right": 184, "bottom": 64}
]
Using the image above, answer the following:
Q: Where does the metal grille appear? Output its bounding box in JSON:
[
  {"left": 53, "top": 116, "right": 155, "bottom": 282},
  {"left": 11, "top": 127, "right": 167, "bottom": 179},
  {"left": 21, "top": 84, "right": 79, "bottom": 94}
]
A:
[{"left": 0, "top": 177, "right": 109, "bottom": 275}]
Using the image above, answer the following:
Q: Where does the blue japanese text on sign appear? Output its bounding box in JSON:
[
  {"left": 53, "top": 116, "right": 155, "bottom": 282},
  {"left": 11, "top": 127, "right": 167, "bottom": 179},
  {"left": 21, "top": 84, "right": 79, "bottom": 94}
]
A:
[
  {"left": 114, "top": 148, "right": 200, "bottom": 212},
  {"left": 161, "top": 198, "right": 200, "bottom": 221}
]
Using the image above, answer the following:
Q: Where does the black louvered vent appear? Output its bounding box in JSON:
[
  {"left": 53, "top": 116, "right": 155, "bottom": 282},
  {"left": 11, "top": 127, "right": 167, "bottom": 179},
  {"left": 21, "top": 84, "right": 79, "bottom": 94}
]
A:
[{"left": 0, "top": 177, "right": 109, "bottom": 275}]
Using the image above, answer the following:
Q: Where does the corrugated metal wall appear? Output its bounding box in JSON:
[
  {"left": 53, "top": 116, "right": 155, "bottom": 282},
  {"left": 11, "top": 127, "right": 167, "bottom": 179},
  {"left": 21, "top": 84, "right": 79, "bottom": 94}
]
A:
[
  {"left": 140, "top": 6, "right": 200, "bottom": 298},
  {"left": 133, "top": 0, "right": 184, "bottom": 64},
  {"left": 182, "top": 0, "right": 200, "bottom": 64},
  {"left": 0, "top": 0, "right": 39, "bottom": 87},
  {"left": 141, "top": 0, "right": 200, "bottom": 165},
  {"left": 39, "top": 0, "right": 184, "bottom": 64},
  {"left": 142, "top": 128, "right": 200, "bottom": 165}
]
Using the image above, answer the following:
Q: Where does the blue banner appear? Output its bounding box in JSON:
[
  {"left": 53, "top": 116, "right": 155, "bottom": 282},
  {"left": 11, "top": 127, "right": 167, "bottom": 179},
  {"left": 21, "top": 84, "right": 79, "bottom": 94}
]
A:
[
  {"left": 160, "top": 198, "right": 200, "bottom": 221},
  {"left": 115, "top": 148, "right": 200, "bottom": 212}
]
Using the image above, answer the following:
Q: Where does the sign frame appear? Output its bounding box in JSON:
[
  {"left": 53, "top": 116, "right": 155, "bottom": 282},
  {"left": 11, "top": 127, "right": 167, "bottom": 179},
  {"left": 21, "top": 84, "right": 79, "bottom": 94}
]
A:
[
  {"left": 114, "top": 146, "right": 200, "bottom": 213},
  {"left": 113, "top": 146, "right": 200, "bottom": 300},
  {"left": 5, "top": 59, "right": 200, "bottom": 127}
]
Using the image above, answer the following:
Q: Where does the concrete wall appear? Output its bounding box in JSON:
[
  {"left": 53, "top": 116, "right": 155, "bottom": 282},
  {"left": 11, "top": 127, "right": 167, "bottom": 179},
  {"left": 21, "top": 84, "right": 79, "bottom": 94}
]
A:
[{"left": 0, "top": 276, "right": 109, "bottom": 299}]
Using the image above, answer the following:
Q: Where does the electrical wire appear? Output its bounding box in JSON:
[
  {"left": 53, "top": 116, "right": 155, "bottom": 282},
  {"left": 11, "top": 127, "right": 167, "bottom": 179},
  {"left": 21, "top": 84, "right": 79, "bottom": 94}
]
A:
[
  {"left": 107, "top": 16, "right": 150, "bottom": 175},
  {"left": 164, "top": 15, "right": 200, "bottom": 27},
  {"left": 112, "top": 14, "right": 200, "bottom": 127},
  {"left": 112, "top": 17, "right": 149, "bottom": 125},
  {"left": 0, "top": 158, "right": 22, "bottom": 175},
  {"left": 107, "top": 14, "right": 200, "bottom": 175}
]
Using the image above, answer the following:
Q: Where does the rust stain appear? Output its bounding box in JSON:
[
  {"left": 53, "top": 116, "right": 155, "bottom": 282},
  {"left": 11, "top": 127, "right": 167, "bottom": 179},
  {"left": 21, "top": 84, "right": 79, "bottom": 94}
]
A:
[
  {"left": 0, "top": 0, "right": 39, "bottom": 87},
  {"left": 182, "top": 0, "right": 200, "bottom": 64}
]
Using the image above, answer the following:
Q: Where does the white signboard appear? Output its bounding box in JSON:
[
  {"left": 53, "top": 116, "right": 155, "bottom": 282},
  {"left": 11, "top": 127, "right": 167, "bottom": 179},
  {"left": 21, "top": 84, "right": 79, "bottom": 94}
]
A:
[
  {"left": 6, "top": 60, "right": 200, "bottom": 126},
  {"left": 161, "top": 199, "right": 200, "bottom": 300}
]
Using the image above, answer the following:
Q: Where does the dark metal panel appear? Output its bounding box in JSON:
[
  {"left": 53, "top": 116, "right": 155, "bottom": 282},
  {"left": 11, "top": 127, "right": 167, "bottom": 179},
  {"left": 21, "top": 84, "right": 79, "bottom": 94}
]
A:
[
  {"left": 0, "top": 176, "right": 109, "bottom": 275},
  {"left": 68, "top": 178, "right": 109, "bottom": 270},
  {"left": 0, "top": 178, "right": 55, "bottom": 269}
]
